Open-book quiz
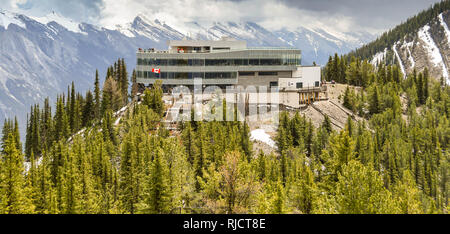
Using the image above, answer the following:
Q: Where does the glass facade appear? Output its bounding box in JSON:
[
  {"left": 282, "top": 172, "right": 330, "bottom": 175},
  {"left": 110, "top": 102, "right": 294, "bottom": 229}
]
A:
[
  {"left": 239, "top": 72, "right": 255, "bottom": 76},
  {"left": 136, "top": 47, "right": 302, "bottom": 85},
  {"left": 136, "top": 71, "right": 237, "bottom": 79},
  {"left": 137, "top": 57, "right": 300, "bottom": 66}
]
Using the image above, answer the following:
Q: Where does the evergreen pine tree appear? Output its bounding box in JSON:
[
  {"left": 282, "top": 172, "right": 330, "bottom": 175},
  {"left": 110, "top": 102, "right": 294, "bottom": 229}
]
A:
[
  {"left": 369, "top": 87, "right": 381, "bottom": 115},
  {"left": 94, "top": 70, "right": 101, "bottom": 120},
  {"left": 13, "top": 117, "right": 21, "bottom": 153},
  {"left": 120, "top": 58, "right": 129, "bottom": 104},
  {"left": 423, "top": 68, "right": 429, "bottom": 102},
  {"left": 417, "top": 72, "right": 424, "bottom": 104},
  {"left": 343, "top": 86, "right": 352, "bottom": 110},
  {"left": 0, "top": 133, "right": 34, "bottom": 213},
  {"left": 142, "top": 148, "right": 172, "bottom": 213},
  {"left": 392, "top": 170, "right": 424, "bottom": 213},
  {"left": 1, "top": 118, "right": 12, "bottom": 154},
  {"left": 271, "top": 182, "right": 286, "bottom": 214},
  {"left": 131, "top": 69, "right": 139, "bottom": 97},
  {"left": 322, "top": 115, "right": 332, "bottom": 133},
  {"left": 83, "top": 90, "right": 94, "bottom": 125}
]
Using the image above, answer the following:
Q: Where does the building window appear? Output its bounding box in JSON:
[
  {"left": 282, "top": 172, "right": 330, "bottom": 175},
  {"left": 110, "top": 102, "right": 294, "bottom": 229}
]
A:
[
  {"left": 259, "top": 72, "right": 278, "bottom": 76},
  {"left": 270, "top": 82, "right": 278, "bottom": 87},
  {"left": 155, "top": 59, "right": 167, "bottom": 66},
  {"left": 174, "top": 72, "right": 189, "bottom": 79},
  {"left": 205, "top": 72, "right": 237, "bottom": 79},
  {"left": 139, "top": 56, "right": 298, "bottom": 67},
  {"left": 188, "top": 59, "right": 205, "bottom": 66},
  {"left": 315, "top": 81, "right": 320, "bottom": 87},
  {"left": 239, "top": 72, "right": 255, "bottom": 76},
  {"left": 249, "top": 59, "right": 259, "bottom": 66},
  {"left": 260, "top": 59, "right": 282, "bottom": 66},
  {"left": 205, "top": 59, "right": 231, "bottom": 66},
  {"left": 296, "top": 82, "right": 303, "bottom": 89},
  {"left": 212, "top": 47, "right": 230, "bottom": 50},
  {"left": 234, "top": 59, "right": 249, "bottom": 66}
]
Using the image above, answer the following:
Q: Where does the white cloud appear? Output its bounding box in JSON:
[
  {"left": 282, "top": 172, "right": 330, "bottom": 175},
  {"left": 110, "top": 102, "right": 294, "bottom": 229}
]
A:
[
  {"left": 2, "top": 0, "right": 436, "bottom": 36},
  {"left": 98, "top": 0, "right": 365, "bottom": 34},
  {"left": 13, "top": 0, "right": 27, "bottom": 6}
]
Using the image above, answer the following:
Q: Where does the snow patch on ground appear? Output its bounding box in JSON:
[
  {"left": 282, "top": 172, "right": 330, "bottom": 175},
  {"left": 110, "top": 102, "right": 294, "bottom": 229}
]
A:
[
  {"left": 114, "top": 106, "right": 128, "bottom": 116},
  {"left": 114, "top": 117, "right": 121, "bottom": 126},
  {"left": 418, "top": 24, "right": 449, "bottom": 82},
  {"left": 392, "top": 43, "right": 406, "bottom": 78},
  {"left": 403, "top": 41, "right": 415, "bottom": 68},
  {"left": 438, "top": 13, "right": 450, "bottom": 46},
  {"left": 371, "top": 48, "right": 387, "bottom": 65},
  {"left": 250, "top": 129, "right": 276, "bottom": 148},
  {"left": 24, "top": 156, "right": 43, "bottom": 174},
  {"left": 76, "top": 128, "right": 86, "bottom": 136}
]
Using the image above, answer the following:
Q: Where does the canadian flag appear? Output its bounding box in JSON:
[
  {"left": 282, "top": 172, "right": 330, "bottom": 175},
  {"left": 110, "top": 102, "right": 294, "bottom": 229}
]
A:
[{"left": 152, "top": 68, "right": 160, "bottom": 73}]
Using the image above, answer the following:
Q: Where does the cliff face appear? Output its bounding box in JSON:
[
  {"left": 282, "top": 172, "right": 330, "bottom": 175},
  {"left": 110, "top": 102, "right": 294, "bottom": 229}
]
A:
[{"left": 384, "top": 11, "right": 450, "bottom": 83}]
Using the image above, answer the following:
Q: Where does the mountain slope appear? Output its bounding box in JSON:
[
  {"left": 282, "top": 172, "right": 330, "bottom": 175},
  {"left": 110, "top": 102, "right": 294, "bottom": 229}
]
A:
[
  {"left": 0, "top": 10, "right": 177, "bottom": 138},
  {"left": 371, "top": 11, "right": 450, "bottom": 83},
  {"left": 395, "top": 12, "right": 450, "bottom": 81},
  {"left": 350, "top": 1, "right": 450, "bottom": 83}
]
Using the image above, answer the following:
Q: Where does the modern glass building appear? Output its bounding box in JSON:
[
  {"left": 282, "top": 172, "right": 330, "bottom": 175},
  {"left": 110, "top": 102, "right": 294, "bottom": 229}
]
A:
[{"left": 136, "top": 37, "right": 318, "bottom": 90}]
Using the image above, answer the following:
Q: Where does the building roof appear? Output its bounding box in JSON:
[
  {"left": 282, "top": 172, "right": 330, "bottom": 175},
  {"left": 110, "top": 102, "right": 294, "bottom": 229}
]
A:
[
  {"left": 137, "top": 37, "right": 300, "bottom": 54},
  {"left": 168, "top": 37, "right": 247, "bottom": 50}
]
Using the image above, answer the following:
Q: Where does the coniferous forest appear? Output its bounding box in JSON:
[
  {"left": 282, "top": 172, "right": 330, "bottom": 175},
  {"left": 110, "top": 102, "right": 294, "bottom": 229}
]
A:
[{"left": 0, "top": 54, "right": 448, "bottom": 214}]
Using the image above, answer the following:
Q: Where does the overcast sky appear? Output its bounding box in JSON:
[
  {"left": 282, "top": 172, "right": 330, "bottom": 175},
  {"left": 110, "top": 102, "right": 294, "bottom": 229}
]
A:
[{"left": 0, "top": 0, "right": 443, "bottom": 35}]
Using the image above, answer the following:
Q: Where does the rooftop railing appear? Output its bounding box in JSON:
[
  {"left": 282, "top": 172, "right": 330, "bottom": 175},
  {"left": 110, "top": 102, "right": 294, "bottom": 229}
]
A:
[{"left": 137, "top": 47, "right": 300, "bottom": 54}]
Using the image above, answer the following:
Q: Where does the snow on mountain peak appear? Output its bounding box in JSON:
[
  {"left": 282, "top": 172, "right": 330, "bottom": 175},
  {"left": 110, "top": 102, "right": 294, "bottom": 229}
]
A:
[
  {"left": 132, "top": 14, "right": 166, "bottom": 28},
  {"left": 0, "top": 9, "right": 26, "bottom": 29},
  {"left": 29, "top": 11, "right": 84, "bottom": 34},
  {"left": 115, "top": 23, "right": 135, "bottom": 38}
]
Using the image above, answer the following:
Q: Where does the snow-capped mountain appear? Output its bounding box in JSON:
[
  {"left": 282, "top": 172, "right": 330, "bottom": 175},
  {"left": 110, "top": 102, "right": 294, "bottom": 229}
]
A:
[
  {"left": 370, "top": 11, "right": 450, "bottom": 84},
  {"left": 0, "top": 9, "right": 374, "bottom": 138}
]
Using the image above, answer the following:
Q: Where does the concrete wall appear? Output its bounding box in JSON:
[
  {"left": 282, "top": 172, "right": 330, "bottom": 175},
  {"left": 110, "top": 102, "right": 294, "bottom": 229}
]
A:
[
  {"left": 280, "top": 92, "right": 300, "bottom": 108},
  {"left": 279, "top": 78, "right": 298, "bottom": 89},
  {"left": 292, "top": 66, "right": 321, "bottom": 87},
  {"left": 237, "top": 71, "right": 292, "bottom": 87},
  {"left": 237, "top": 76, "right": 278, "bottom": 87}
]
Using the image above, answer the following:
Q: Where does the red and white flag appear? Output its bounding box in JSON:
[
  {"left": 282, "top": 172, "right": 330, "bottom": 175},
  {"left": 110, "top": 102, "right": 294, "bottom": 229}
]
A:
[{"left": 152, "top": 68, "right": 160, "bottom": 74}]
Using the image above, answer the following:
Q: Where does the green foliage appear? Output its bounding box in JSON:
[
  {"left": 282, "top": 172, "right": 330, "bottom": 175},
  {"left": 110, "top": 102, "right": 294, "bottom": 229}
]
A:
[
  {"left": 141, "top": 148, "right": 172, "bottom": 214},
  {"left": 143, "top": 80, "right": 164, "bottom": 117},
  {"left": 0, "top": 133, "right": 34, "bottom": 213},
  {"left": 102, "top": 77, "right": 124, "bottom": 114},
  {"left": 2, "top": 55, "right": 448, "bottom": 214},
  {"left": 336, "top": 160, "right": 395, "bottom": 214}
]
